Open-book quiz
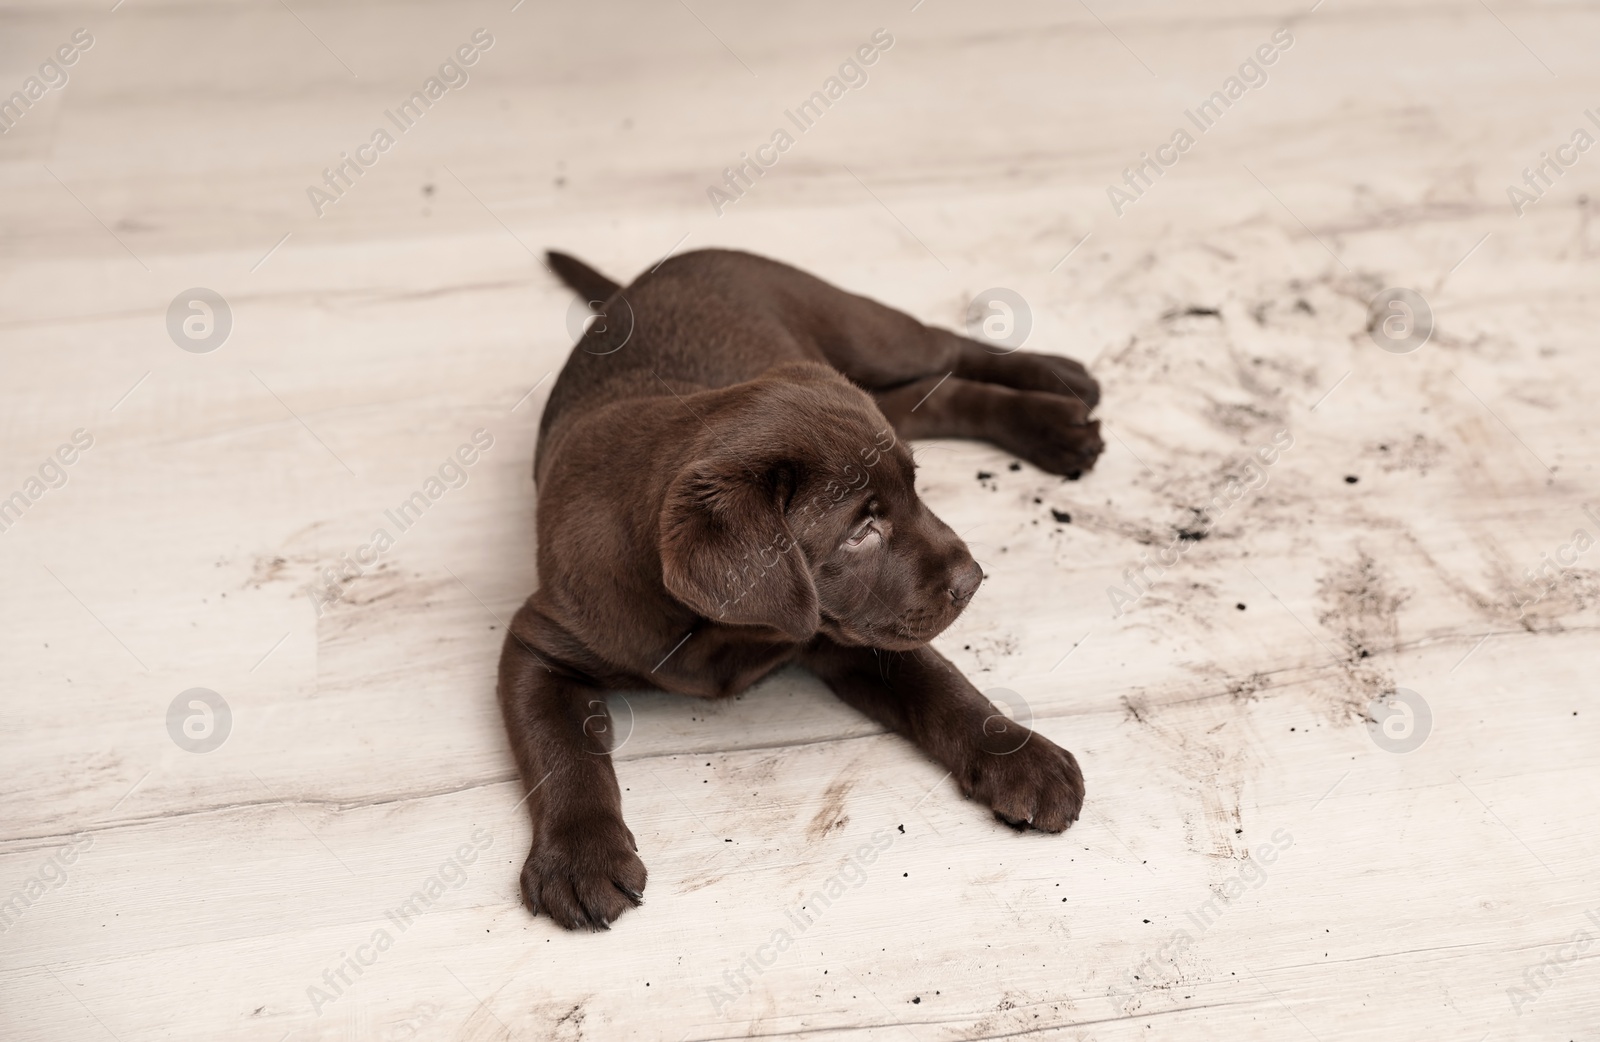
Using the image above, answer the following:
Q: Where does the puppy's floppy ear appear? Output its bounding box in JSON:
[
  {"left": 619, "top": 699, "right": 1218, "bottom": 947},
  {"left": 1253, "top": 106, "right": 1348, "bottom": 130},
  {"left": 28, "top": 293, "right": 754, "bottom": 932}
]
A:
[{"left": 658, "top": 458, "right": 820, "bottom": 641}]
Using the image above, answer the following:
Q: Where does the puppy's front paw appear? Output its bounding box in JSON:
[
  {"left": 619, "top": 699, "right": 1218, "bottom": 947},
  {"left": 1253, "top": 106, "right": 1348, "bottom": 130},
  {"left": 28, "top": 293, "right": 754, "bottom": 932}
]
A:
[
  {"left": 520, "top": 816, "right": 647, "bottom": 930},
  {"left": 959, "top": 728, "right": 1085, "bottom": 833},
  {"left": 1006, "top": 392, "right": 1104, "bottom": 478}
]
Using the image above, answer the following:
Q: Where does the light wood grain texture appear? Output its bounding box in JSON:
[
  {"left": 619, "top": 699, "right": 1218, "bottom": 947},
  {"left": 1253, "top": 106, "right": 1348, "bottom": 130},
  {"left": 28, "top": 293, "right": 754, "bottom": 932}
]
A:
[{"left": 2, "top": 0, "right": 1597, "bottom": 1039}]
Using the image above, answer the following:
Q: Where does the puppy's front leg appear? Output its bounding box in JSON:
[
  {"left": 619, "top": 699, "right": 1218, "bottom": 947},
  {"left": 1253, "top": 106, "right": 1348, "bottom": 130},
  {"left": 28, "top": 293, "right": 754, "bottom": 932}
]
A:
[
  {"left": 497, "top": 603, "right": 646, "bottom": 929},
  {"left": 803, "top": 638, "right": 1084, "bottom": 830}
]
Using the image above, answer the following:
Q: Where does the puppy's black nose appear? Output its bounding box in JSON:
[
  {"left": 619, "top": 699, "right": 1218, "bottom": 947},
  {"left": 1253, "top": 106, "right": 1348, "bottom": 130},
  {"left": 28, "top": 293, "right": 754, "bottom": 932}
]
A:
[{"left": 948, "top": 562, "right": 983, "bottom": 607}]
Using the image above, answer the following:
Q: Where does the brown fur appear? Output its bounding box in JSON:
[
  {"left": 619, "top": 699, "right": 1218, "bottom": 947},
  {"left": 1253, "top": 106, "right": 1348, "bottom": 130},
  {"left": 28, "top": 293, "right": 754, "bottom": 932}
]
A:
[{"left": 499, "top": 249, "right": 1102, "bottom": 929}]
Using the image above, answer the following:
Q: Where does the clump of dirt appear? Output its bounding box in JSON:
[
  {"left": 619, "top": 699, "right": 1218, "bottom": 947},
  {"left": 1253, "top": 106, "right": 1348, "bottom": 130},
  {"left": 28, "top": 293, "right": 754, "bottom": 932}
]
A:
[{"left": 1227, "top": 672, "right": 1267, "bottom": 703}]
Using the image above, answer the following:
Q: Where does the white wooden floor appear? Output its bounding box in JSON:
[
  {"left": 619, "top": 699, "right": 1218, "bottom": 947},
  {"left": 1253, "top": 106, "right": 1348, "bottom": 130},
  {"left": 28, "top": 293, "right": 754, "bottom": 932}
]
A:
[{"left": 3, "top": 0, "right": 1598, "bottom": 1039}]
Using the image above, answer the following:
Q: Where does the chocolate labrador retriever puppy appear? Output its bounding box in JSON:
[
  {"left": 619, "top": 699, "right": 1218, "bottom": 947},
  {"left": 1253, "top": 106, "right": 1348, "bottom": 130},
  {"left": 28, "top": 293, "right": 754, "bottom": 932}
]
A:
[{"left": 499, "top": 248, "right": 1103, "bottom": 929}]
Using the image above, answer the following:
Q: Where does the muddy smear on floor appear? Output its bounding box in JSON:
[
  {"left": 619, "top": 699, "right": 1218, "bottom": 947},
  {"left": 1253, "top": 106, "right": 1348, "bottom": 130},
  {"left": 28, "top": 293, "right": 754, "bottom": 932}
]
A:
[
  {"left": 1383, "top": 522, "right": 1532, "bottom": 632},
  {"left": 1514, "top": 567, "right": 1600, "bottom": 626},
  {"left": 806, "top": 770, "right": 856, "bottom": 841},
  {"left": 1313, "top": 550, "right": 1408, "bottom": 722},
  {"left": 374, "top": 1000, "right": 441, "bottom": 1041},
  {"left": 1362, "top": 433, "right": 1445, "bottom": 476},
  {"left": 677, "top": 867, "right": 727, "bottom": 895},
  {"left": 734, "top": 750, "right": 786, "bottom": 789},
  {"left": 1121, "top": 691, "right": 1259, "bottom": 863},
  {"left": 1202, "top": 393, "right": 1285, "bottom": 439},
  {"left": 1044, "top": 501, "right": 1169, "bottom": 549},
  {"left": 1102, "top": 681, "right": 1276, "bottom": 1015},
  {"left": 525, "top": 999, "right": 589, "bottom": 1042},
  {"left": 1029, "top": 267, "right": 1336, "bottom": 581},
  {"left": 1435, "top": 514, "right": 1600, "bottom": 634},
  {"left": 315, "top": 563, "right": 456, "bottom": 645},
  {"left": 450, "top": 985, "right": 593, "bottom": 1042},
  {"left": 958, "top": 631, "right": 1022, "bottom": 675},
  {"left": 963, "top": 990, "right": 1081, "bottom": 1039},
  {"left": 245, "top": 552, "right": 293, "bottom": 588}
]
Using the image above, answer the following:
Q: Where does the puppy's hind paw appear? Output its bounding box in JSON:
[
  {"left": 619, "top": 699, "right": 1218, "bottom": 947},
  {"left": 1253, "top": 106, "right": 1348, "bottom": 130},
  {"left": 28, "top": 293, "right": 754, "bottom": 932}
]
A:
[{"left": 1005, "top": 391, "right": 1105, "bottom": 478}]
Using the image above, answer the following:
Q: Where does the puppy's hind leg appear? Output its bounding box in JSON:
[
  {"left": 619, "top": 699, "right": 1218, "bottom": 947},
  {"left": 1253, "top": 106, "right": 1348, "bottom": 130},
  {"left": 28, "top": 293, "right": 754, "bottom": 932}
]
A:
[
  {"left": 873, "top": 375, "right": 1104, "bottom": 478},
  {"left": 794, "top": 285, "right": 1101, "bottom": 409},
  {"left": 497, "top": 601, "right": 646, "bottom": 930},
  {"left": 950, "top": 338, "right": 1102, "bottom": 410}
]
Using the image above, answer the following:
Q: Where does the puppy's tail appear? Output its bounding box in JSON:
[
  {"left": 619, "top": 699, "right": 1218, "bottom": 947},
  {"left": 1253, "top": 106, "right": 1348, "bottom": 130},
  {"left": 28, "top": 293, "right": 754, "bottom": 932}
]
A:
[{"left": 546, "top": 251, "right": 621, "bottom": 307}]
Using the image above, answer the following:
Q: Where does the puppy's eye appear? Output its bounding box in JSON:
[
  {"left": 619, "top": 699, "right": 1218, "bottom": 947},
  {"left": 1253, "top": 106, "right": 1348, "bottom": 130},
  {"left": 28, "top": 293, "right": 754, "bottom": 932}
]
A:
[{"left": 844, "top": 518, "right": 879, "bottom": 548}]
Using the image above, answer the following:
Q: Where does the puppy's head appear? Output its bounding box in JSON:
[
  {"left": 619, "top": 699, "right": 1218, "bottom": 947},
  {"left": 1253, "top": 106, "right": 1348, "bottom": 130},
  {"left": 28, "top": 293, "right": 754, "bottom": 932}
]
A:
[{"left": 658, "top": 364, "right": 982, "bottom": 649}]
